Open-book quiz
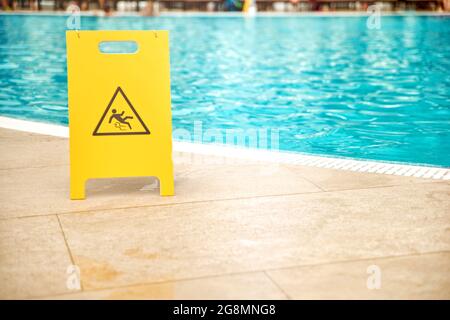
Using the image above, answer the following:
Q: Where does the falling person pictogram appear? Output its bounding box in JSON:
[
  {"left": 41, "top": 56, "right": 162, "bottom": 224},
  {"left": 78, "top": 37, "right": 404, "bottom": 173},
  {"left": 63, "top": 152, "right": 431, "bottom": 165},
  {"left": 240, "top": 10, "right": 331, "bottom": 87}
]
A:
[
  {"left": 93, "top": 86, "right": 151, "bottom": 136},
  {"left": 109, "top": 109, "right": 133, "bottom": 130}
]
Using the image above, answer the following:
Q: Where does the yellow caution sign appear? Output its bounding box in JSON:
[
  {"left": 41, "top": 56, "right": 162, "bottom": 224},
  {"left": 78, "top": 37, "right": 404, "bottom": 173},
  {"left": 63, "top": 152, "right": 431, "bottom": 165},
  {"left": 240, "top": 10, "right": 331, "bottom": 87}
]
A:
[{"left": 66, "top": 30, "right": 174, "bottom": 199}]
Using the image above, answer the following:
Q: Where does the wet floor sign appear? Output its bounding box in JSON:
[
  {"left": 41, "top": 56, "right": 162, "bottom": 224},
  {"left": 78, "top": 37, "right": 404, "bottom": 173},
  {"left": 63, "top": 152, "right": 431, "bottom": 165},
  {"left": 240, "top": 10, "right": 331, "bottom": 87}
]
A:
[{"left": 66, "top": 31, "right": 174, "bottom": 199}]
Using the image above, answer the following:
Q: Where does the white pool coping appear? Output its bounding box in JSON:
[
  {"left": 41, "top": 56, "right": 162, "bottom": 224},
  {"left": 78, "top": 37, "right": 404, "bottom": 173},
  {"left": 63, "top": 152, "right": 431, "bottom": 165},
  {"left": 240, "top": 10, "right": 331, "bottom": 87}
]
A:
[{"left": 0, "top": 116, "right": 449, "bottom": 180}]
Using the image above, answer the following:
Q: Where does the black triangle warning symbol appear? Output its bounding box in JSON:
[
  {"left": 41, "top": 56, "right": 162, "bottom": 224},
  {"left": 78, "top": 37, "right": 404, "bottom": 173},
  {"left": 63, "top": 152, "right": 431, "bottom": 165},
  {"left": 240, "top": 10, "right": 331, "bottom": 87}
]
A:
[{"left": 93, "top": 87, "right": 151, "bottom": 136}]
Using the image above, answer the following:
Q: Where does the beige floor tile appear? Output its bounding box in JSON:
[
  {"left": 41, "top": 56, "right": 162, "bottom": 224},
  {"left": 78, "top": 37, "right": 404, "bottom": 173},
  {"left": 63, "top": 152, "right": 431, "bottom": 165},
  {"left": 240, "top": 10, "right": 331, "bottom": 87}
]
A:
[
  {"left": 0, "top": 129, "right": 67, "bottom": 170},
  {"left": 0, "top": 129, "right": 68, "bottom": 169},
  {"left": 0, "top": 216, "right": 74, "bottom": 299},
  {"left": 267, "top": 252, "right": 450, "bottom": 299},
  {"left": 44, "top": 272, "right": 287, "bottom": 300},
  {"left": 0, "top": 160, "right": 321, "bottom": 219},
  {"left": 57, "top": 182, "right": 450, "bottom": 290},
  {"left": 291, "top": 165, "right": 437, "bottom": 192},
  {"left": 0, "top": 128, "right": 53, "bottom": 141},
  {"left": 0, "top": 138, "right": 68, "bottom": 170}
]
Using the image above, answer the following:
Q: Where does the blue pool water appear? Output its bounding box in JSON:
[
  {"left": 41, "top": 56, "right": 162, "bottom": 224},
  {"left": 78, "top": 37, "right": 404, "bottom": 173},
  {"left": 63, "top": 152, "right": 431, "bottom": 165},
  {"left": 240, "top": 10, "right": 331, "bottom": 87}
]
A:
[{"left": 0, "top": 14, "right": 449, "bottom": 167}]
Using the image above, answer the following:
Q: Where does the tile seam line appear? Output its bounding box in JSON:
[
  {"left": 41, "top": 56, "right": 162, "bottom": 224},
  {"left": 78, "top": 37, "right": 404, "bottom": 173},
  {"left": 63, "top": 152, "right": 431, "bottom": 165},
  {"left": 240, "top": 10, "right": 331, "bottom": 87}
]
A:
[
  {"left": 0, "top": 164, "right": 69, "bottom": 171},
  {"left": 262, "top": 250, "right": 450, "bottom": 274},
  {"left": 55, "top": 214, "right": 85, "bottom": 291},
  {"left": 27, "top": 249, "right": 450, "bottom": 300},
  {"left": 1, "top": 180, "right": 445, "bottom": 221},
  {"left": 263, "top": 271, "right": 292, "bottom": 300},
  {"left": 55, "top": 215, "right": 75, "bottom": 265},
  {"left": 0, "top": 190, "right": 326, "bottom": 222},
  {"left": 1, "top": 116, "right": 448, "bottom": 180},
  {"left": 287, "top": 169, "right": 326, "bottom": 192},
  {"left": 55, "top": 214, "right": 84, "bottom": 292}
]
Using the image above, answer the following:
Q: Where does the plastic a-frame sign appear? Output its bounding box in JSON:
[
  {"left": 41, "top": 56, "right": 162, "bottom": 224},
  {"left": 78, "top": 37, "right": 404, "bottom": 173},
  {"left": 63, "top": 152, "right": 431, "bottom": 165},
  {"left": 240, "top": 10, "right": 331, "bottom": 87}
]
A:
[{"left": 66, "top": 30, "right": 174, "bottom": 199}]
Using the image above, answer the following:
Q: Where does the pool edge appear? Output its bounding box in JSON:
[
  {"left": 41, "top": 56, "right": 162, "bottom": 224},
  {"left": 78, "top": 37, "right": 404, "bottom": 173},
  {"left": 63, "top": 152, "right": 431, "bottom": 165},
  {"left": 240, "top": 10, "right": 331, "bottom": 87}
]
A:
[{"left": 0, "top": 116, "right": 449, "bottom": 180}]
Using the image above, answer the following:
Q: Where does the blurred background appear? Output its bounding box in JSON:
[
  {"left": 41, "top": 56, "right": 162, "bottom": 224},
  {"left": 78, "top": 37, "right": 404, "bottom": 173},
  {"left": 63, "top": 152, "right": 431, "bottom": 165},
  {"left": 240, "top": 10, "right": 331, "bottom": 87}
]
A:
[{"left": 1, "top": 0, "right": 449, "bottom": 13}]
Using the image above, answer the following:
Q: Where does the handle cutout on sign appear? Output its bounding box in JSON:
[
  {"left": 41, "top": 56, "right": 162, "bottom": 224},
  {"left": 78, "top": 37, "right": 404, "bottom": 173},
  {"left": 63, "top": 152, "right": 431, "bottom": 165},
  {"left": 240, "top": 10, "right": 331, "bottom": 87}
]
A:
[{"left": 99, "top": 41, "right": 138, "bottom": 54}]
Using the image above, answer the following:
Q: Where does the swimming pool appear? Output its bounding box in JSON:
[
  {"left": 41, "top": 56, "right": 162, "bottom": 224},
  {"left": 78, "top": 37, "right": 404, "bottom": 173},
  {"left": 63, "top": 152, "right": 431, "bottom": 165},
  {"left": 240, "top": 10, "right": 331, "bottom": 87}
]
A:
[{"left": 0, "top": 14, "right": 449, "bottom": 167}]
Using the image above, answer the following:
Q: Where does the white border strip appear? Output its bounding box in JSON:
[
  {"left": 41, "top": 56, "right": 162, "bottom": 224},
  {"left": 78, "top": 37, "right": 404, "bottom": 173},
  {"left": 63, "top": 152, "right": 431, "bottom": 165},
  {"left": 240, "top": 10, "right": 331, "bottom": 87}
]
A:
[
  {"left": 0, "top": 116, "right": 69, "bottom": 138},
  {"left": 1, "top": 116, "right": 449, "bottom": 180}
]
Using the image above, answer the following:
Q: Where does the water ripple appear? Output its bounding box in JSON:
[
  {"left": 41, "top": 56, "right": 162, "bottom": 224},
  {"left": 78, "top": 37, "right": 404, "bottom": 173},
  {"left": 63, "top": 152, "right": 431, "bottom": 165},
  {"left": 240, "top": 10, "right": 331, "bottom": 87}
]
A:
[{"left": 0, "top": 15, "right": 449, "bottom": 166}]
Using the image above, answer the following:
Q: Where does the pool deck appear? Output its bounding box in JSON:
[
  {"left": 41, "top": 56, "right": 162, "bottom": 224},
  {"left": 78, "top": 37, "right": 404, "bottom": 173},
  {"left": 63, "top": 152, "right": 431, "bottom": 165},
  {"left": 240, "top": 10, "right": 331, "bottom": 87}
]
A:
[{"left": 0, "top": 127, "right": 449, "bottom": 299}]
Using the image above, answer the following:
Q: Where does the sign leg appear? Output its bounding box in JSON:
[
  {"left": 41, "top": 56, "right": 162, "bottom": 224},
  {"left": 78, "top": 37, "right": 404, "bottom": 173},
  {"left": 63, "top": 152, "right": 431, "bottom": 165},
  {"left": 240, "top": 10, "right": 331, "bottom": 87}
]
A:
[
  {"left": 70, "top": 177, "right": 86, "bottom": 200},
  {"left": 159, "top": 173, "right": 174, "bottom": 196}
]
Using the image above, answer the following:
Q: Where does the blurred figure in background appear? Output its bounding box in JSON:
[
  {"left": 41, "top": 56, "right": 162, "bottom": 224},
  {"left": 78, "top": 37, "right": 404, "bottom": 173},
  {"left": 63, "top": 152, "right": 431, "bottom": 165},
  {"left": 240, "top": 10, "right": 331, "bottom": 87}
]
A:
[
  {"left": 97, "top": 0, "right": 112, "bottom": 14},
  {"left": 224, "top": 0, "right": 244, "bottom": 11},
  {"left": 143, "top": 0, "right": 159, "bottom": 16},
  {"left": 443, "top": 0, "right": 450, "bottom": 11},
  {"left": 1, "top": 0, "right": 39, "bottom": 10},
  {"left": 309, "top": 0, "right": 319, "bottom": 11},
  {"left": 104, "top": 1, "right": 113, "bottom": 15},
  {"left": 290, "top": 0, "right": 300, "bottom": 11},
  {"left": 1, "top": 0, "right": 12, "bottom": 10}
]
